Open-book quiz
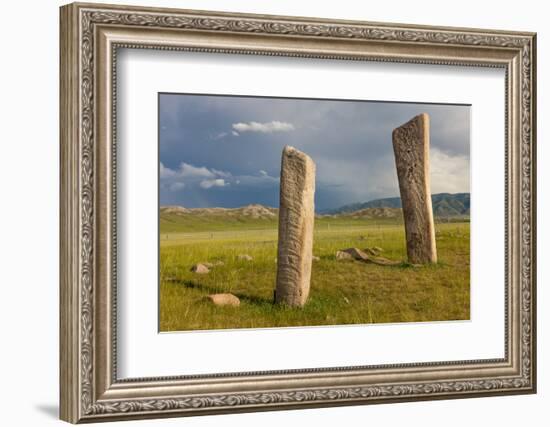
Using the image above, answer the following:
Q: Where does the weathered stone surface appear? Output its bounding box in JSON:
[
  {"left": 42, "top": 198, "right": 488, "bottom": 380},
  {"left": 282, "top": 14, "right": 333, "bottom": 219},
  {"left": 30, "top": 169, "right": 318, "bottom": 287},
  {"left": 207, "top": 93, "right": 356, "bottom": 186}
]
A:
[
  {"left": 363, "top": 247, "right": 378, "bottom": 256},
  {"left": 338, "top": 247, "right": 401, "bottom": 266},
  {"left": 237, "top": 254, "right": 253, "bottom": 261},
  {"left": 368, "top": 256, "right": 401, "bottom": 266},
  {"left": 206, "top": 293, "right": 240, "bottom": 307},
  {"left": 275, "top": 146, "right": 316, "bottom": 307},
  {"left": 336, "top": 250, "right": 353, "bottom": 260},
  {"left": 190, "top": 263, "right": 210, "bottom": 274},
  {"left": 341, "top": 247, "right": 370, "bottom": 262},
  {"left": 392, "top": 113, "right": 437, "bottom": 264}
]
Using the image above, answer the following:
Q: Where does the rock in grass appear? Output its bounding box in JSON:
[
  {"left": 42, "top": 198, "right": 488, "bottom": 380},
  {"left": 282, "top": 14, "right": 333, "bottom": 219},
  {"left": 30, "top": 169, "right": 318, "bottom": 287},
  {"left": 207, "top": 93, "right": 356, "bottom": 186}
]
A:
[
  {"left": 336, "top": 250, "right": 353, "bottom": 260},
  {"left": 312, "top": 255, "right": 320, "bottom": 262},
  {"left": 190, "top": 263, "right": 210, "bottom": 274},
  {"left": 206, "top": 293, "right": 240, "bottom": 307},
  {"left": 363, "top": 247, "right": 383, "bottom": 256},
  {"left": 341, "top": 247, "right": 370, "bottom": 262},
  {"left": 337, "top": 247, "right": 401, "bottom": 266},
  {"left": 368, "top": 256, "right": 401, "bottom": 266},
  {"left": 363, "top": 247, "right": 378, "bottom": 256},
  {"left": 237, "top": 254, "right": 253, "bottom": 261}
]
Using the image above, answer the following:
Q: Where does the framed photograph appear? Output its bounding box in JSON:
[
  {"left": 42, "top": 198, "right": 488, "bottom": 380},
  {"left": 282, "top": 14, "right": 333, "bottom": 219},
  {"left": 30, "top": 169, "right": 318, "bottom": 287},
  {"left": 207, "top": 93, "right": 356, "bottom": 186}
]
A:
[{"left": 60, "top": 2, "right": 537, "bottom": 423}]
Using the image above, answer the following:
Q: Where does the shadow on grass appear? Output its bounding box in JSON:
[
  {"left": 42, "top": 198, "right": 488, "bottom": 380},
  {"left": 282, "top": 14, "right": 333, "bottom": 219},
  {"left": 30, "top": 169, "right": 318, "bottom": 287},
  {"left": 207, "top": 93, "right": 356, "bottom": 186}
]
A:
[{"left": 395, "top": 260, "right": 448, "bottom": 270}]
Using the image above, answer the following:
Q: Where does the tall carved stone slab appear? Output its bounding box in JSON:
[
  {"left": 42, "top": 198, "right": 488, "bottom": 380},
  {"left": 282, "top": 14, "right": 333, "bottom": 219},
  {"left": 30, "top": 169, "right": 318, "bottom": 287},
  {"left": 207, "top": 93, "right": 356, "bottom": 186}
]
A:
[
  {"left": 275, "top": 146, "right": 316, "bottom": 307},
  {"left": 392, "top": 113, "right": 437, "bottom": 264}
]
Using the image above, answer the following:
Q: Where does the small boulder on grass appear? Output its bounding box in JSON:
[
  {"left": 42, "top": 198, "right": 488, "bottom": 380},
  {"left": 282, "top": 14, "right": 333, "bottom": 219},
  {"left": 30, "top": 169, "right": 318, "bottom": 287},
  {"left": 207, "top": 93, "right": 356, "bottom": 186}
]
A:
[
  {"left": 336, "top": 250, "right": 353, "bottom": 260},
  {"left": 190, "top": 263, "right": 210, "bottom": 274},
  {"left": 237, "top": 254, "right": 253, "bottom": 261},
  {"left": 312, "top": 255, "right": 320, "bottom": 261},
  {"left": 206, "top": 293, "right": 240, "bottom": 307}
]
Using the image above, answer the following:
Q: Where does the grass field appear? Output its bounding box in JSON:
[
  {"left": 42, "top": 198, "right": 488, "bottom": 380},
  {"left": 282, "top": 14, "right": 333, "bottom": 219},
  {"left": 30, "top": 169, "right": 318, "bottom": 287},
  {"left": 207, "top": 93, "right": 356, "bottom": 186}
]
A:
[{"left": 159, "top": 216, "right": 470, "bottom": 332}]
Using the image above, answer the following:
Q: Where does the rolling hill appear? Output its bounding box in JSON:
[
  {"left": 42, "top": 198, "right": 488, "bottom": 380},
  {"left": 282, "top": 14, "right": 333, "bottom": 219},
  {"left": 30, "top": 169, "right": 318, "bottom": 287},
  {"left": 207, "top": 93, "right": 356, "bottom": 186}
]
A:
[
  {"left": 160, "top": 193, "right": 469, "bottom": 233},
  {"left": 323, "top": 193, "right": 470, "bottom": 217}
]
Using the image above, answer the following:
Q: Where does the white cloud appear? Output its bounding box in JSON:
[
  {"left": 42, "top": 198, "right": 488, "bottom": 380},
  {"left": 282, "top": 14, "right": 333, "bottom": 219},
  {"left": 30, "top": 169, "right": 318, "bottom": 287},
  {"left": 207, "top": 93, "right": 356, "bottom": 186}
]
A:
[
  {"left": 160, "top": 162, "right": 233, "bottom": 191},
  {"left": 430, "top": 148, "right": 470, "bottom": 194},
  {"left": 259, "top": 170, "right": 268, "bottom": 176},
  {"left": 160, "top": 162, "right": 216, "bottom": 179},
  {"left": 211, "top": 168, "right": 232, "bottom": 178},
  {"left": 160, "top": 162, "right": 177, "bottom": 178},
  {"left": 200, "top": 178, "right": 227, "bottom": 189},
  {"left": 169, "top": 182, "right": 185, "bottom": 192},
  {"left": 232, "top": 121, "right": 295, "bottom": 134},
  {"left": 231, "top": 131, "right": 239, "bottom": 136},
  {"left": 179, "top": 162, "right": 215, "bottom": 178}
]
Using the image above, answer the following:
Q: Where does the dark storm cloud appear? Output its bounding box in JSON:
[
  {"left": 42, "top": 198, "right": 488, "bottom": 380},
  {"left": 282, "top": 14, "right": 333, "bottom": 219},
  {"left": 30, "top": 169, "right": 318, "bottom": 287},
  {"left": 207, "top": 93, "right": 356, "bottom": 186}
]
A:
[{"left": 159, "top": 93, "right": 470, "bottom": 211}]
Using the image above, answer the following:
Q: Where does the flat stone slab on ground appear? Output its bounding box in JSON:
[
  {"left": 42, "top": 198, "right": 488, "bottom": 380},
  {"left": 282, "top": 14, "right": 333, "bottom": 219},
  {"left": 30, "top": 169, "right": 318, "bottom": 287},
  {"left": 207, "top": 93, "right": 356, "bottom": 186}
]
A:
[
  {"left": 341, "top": 247, "right": 370, "bottom": 262},
  {"left": 336, "top": 250, "right": 353, "bottom": 260},
  {"left": 337, "top": 247, "right": 401, "bottom": 266}
]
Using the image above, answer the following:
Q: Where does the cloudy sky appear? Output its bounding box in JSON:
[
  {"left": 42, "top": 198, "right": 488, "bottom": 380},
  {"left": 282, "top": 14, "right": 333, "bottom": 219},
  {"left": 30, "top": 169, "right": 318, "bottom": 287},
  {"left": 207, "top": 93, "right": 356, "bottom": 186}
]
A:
[{"left": 159, "top": 93, "right": 470, "bottom": 212}]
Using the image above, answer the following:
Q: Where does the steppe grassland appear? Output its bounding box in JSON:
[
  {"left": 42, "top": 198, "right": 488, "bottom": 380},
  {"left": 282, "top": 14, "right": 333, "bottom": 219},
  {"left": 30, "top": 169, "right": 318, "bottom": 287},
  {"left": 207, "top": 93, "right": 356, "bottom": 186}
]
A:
[{"left": 159, "top": 217, "right": 470, "bottom": 331}]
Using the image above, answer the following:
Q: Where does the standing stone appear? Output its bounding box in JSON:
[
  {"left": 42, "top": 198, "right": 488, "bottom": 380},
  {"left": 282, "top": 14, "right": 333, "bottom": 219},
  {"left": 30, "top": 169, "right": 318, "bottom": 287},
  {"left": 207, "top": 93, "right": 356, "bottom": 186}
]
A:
[
  {"left": 275, "top": 146, "right": 316, "bottom": 307},
  {"left": 392, "top": 113, "right": 437, "bottom": 264}
]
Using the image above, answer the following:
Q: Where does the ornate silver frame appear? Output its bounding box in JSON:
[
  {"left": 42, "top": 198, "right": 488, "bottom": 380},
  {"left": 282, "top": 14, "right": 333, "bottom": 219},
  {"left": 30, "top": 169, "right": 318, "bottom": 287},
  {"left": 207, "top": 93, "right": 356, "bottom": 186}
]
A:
[{"left": 60, "top": 2, "right": 537, "bottom": 423}]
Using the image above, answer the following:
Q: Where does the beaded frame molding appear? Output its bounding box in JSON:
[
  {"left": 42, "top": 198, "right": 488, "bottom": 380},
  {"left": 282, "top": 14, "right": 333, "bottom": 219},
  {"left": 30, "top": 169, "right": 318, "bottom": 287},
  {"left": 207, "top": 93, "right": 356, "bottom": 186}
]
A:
[{"left": 60, "top": 2, "right": 537, "bottom": 423}]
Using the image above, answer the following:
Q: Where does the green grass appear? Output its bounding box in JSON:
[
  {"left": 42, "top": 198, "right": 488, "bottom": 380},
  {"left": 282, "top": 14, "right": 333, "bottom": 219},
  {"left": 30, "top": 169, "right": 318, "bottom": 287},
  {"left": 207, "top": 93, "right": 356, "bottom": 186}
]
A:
[{"left": 159, "top": 218, "right": 470, "bottom": 331}]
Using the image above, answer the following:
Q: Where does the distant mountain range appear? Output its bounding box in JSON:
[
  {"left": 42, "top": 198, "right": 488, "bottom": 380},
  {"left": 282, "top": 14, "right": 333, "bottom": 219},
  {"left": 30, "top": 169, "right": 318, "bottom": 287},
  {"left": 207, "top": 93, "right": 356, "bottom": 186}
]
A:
[
  {"left": 322, "top": 193, "right": 470, "bottom": 218},
  {"left": 160, "top": 194, "right": 469, "bottom": 233},
  {"left": 161, "top": 192, "right": 469, "bottom": 225}
]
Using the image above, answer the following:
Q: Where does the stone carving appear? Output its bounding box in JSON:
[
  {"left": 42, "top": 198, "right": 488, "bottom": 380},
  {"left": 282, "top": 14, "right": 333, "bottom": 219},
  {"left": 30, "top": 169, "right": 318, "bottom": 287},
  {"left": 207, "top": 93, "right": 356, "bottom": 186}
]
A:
[
  {"left": 392, "top": 113, "right": 437, "bottom": 264},
  {"left": 275, "top": 146, "right": 316, "bottom": 307}
]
